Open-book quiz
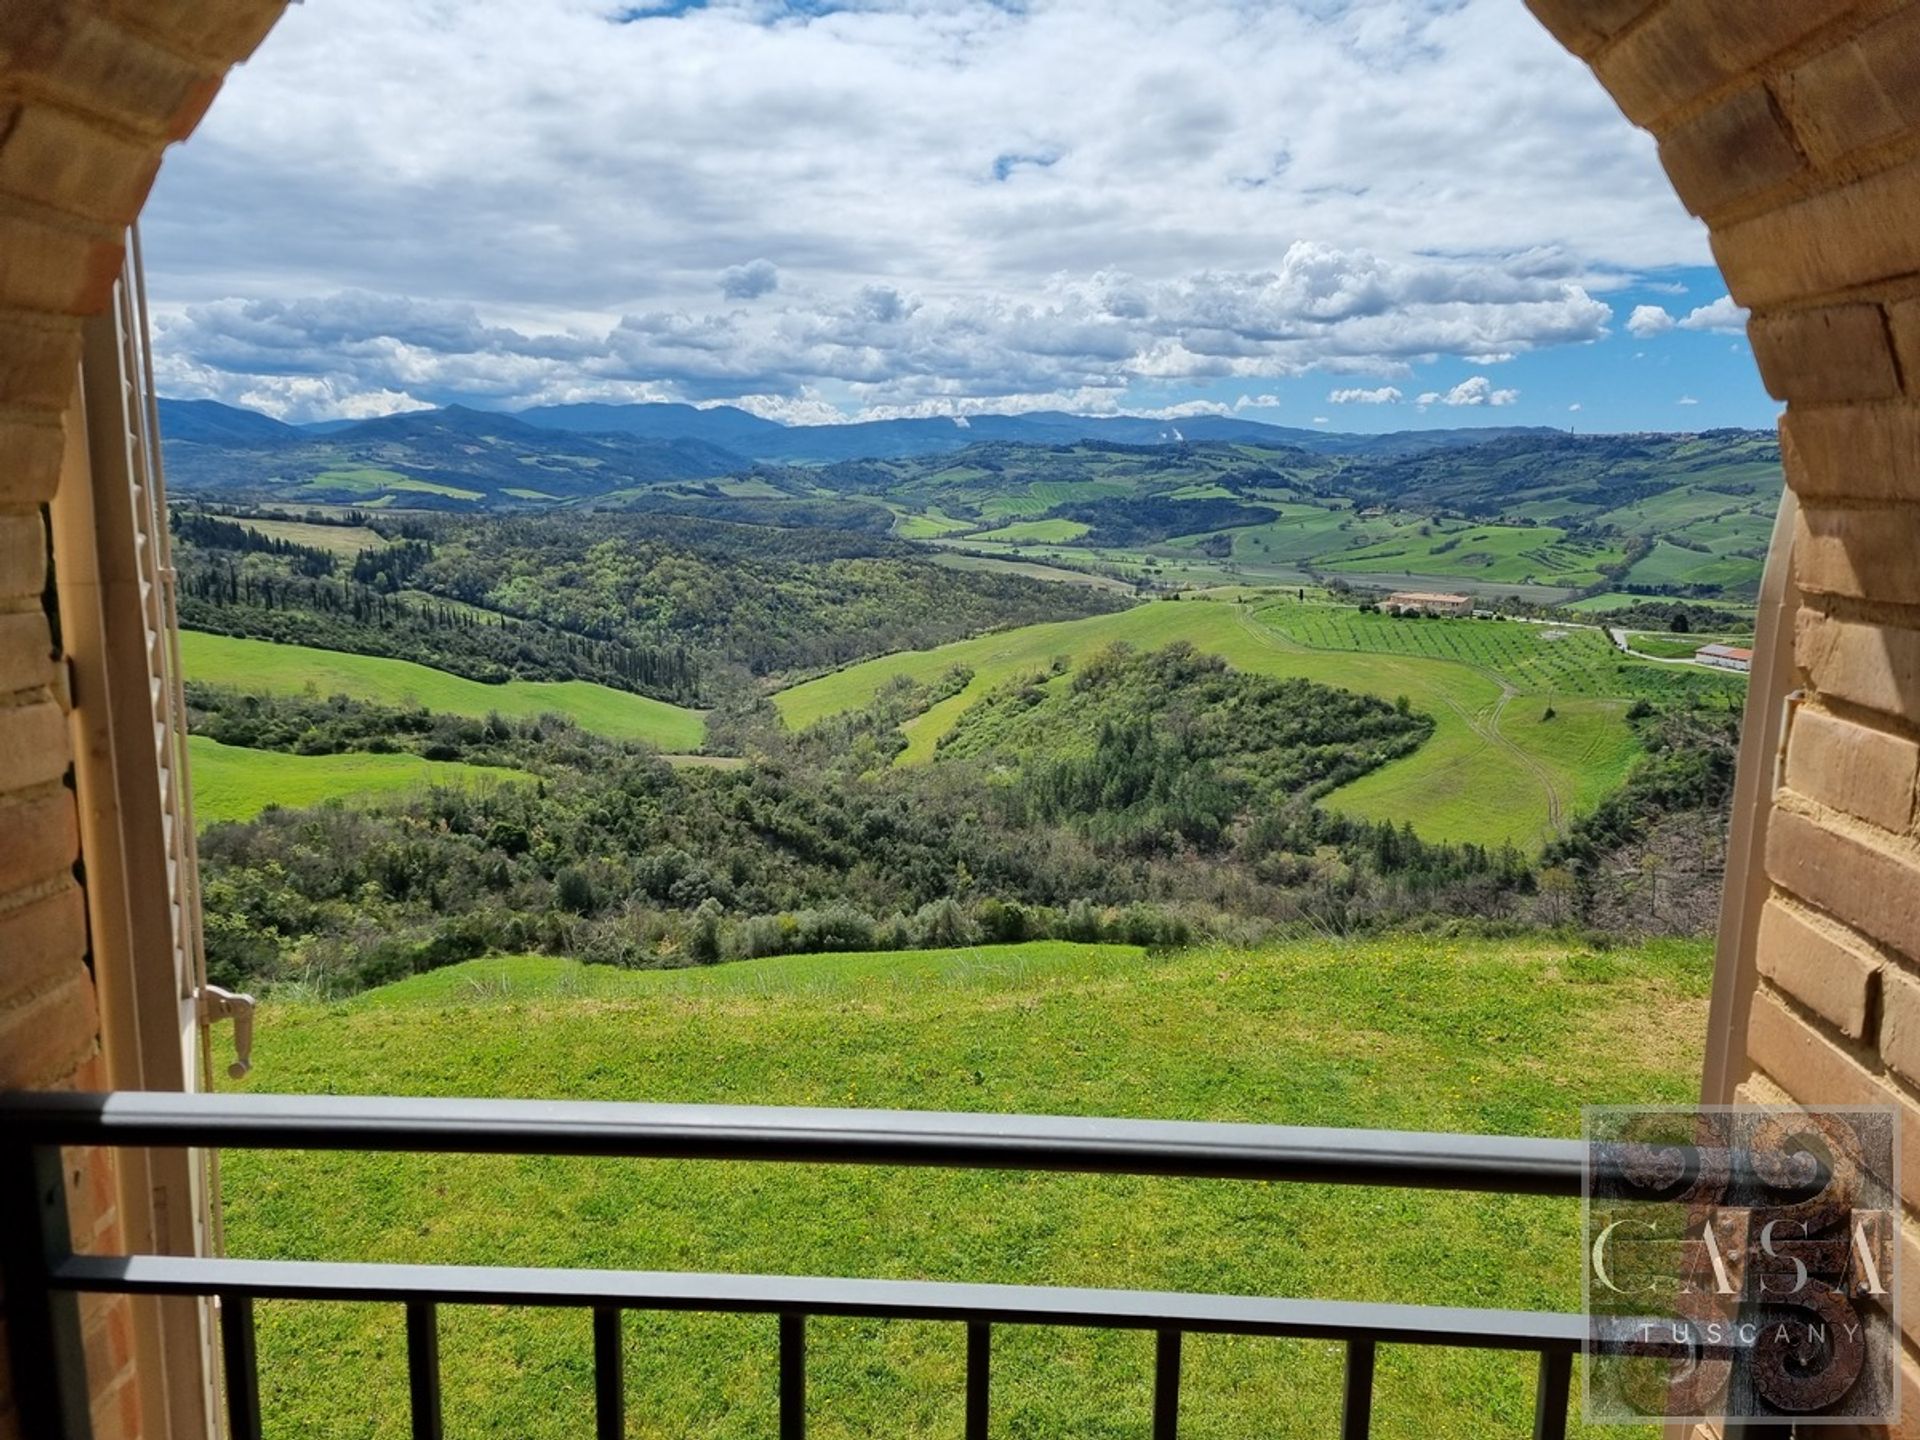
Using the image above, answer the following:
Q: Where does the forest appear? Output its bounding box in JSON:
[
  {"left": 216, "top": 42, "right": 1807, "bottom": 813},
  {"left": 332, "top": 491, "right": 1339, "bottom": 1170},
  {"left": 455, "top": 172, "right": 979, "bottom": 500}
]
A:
[{"left": 172, "top": 506, "right": 1124, "bottom": 699}]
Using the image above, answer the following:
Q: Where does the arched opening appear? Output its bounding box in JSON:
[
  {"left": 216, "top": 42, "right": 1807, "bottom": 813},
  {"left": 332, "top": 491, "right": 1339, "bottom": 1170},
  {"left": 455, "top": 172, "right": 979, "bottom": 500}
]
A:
[{"left": 3, "top": 2, "right": 1920, "bottom": 1436}]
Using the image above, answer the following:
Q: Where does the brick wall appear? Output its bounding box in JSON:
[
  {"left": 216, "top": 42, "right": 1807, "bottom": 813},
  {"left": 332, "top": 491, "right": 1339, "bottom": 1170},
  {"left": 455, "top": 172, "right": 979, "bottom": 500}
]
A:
[
  {"left": 0, "top": 5, "right": 287, "bottom": 1437},
  {"left": 1, "top": 0, "right": 1918, "bottom": 1434},
  {"left": 1524, "top": 0, "right": 1920, "bottom": 1432}
]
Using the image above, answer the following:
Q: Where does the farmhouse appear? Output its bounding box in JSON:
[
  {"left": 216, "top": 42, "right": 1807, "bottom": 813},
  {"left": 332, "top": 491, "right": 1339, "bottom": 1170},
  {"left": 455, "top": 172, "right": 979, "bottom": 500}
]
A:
[
  {"left": 1694, "top": 643, "right": 1753, "bottom": 673},
  {"left": 1386, "top": 591, "right": 1473, "bottom": 616}
]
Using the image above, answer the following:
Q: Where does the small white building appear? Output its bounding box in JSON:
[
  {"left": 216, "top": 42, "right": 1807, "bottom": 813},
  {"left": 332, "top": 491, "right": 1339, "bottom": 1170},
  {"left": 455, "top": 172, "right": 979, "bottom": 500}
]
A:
[{"left": 1695, "top": 643, "right": 1753, "bottom": 673}]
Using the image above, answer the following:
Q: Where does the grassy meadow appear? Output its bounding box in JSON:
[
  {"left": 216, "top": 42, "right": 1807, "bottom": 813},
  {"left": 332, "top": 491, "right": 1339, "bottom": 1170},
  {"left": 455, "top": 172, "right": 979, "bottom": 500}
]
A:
[
  {"left": 222, "top": 935, "right": 1707, "bottom": 1440},
  {"left": 186, "top": 736, "right": 529, "bottom": 824},
  {"left": 181, "top": 631, "right": 707, "bottom": 749},
  {"left": 237, "top": 518, "right": 389, "bottom": 557},
  {"left": 771, "top": 598, "right": 1734, "bottom": 849}
]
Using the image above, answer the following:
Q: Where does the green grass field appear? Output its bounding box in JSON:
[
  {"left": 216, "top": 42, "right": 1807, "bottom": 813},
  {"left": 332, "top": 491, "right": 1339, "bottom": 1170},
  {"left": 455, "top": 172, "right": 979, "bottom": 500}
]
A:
[
  {"left": 187, "top": 736, "right": 528, "bottom": 824},
  {"left": 967, "top": 518, "right": 1092, "bottom": 543},
  {"left": 223, "top": 935, "right": 1705, "bottom": 1440},
  {"left": 238, "top": 519, "right": 388, "bottom": 557},
  {"left": 771, "top": 599, "right": 1713, "bottom": 848},
  {"left": 1311, "top": 522, "right": 1617, "bottom": 589},
  {"left": 180, "top": 631, "right": 707, "bottom": 749},
  {"left": 930, "top": 552, "right": 1134, "bottom": 593},
  {"left": 1619, "top": 542, "right": 1763, "bottom": 597},
  {"left": 306, "top": 468, "right": 484, "bottom": 502}
]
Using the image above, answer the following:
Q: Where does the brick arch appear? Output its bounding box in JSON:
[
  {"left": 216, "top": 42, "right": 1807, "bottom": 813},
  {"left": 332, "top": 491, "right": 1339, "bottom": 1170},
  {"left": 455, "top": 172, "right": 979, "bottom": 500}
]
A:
[{"left": 3, "top": 1, "right": 1920, "bottom": 1434}]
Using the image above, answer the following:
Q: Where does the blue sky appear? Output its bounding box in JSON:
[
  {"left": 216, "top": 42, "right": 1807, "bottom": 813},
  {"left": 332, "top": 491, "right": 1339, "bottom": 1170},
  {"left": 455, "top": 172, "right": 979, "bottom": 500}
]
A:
[{"left": 139, "top": 0, "right": 1776, "bottom": 432}]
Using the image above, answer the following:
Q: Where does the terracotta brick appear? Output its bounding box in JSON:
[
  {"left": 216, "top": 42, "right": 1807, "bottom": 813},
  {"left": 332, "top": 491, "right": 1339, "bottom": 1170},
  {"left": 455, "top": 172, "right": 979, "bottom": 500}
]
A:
[
  {"left": 1796, "top": 610, "right": 1920, "bottom": 721},
  {"left": 0, "top": 790, "right": 76, "bottom": 892},
  {"left": 1749, "top": 302, "right": 1900, "bottom": 405},
  {"left": 1777, "top": 5, "right": 1920, "bottom": 170},
  {"left": 0, "top": 698, "right": 67, "bottom": 791},
  {"left": 0, "top": 105, "right": 164, "bottom": 226},
  {"left": 1745, "top": 989, "right": 1920, "bottom": 1206},
  {"left": 1713, "top": 156, "right": 1920, "bottom": 311},
  {"left": 1784, "top": 704, "right": 1920, "bottom": 833},
  {"left": 1657, "top": 85, "right": 1805, "bottom": 220},
  {"left": 1, "top": 7, "right": 222, "bottom": 142},
  {"left": 0, "top": 509, "right": 45, "bottom": 600},
  {"left": 79, "top": 1295, "right": 133, "bottom": 1397},
  {"left": 87, "top": 1368, "right": 139, "bottom": 1440},
  {"left": 0, "top": 311, "right": 83, "bottom": 411},
  {"left": 108, "top": 0, "right": 288, "bottom": 67},
  {"left": 1794, "top": 503, "right": 1920, "bottom": 606},
  {"left": 1893, "top": 300, "right": 1920, "bottom": 398},
  {"left": 1594, "top": 0, "right": 1861, "bottom": 129},
  {"left": 0, "top": 882, "right": 85, "bottom": 1008},
  {"left": 1521, "top": 0, "right": 1654, "bottom": 59},
  {"left": 1755, "top": 898, "right": 1881, "bottom": 1038},
  {"left": 1881, "top": 964, "right": 1920, "bottom": 1091},
  {"left": 1768, "top": 806, "right": 1920, "bottom": 963},
  {"left": 0, "top": 210, "right": 126, "bottom": 316},
  {"left": 0, "top": 409, "right": 65, "bottom": 504},
  {"left": 0, "top": 610, "right": 54, "bottom": 693},
  {"left": 1782, "top": 402, "right": 1920, "bottom": 502},
  {"left": 0, "top": 968, "right": 97, "bottom": 1089}
]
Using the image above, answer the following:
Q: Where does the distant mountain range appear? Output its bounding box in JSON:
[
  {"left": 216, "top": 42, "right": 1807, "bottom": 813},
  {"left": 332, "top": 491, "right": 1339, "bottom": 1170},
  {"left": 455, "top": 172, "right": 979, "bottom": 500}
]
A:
[
  {"left": 155, "top": 396, "right": 1583, "bottom": 507},
  {"left": 505, "top": 400, "right": 1556, "bottom": 463}
]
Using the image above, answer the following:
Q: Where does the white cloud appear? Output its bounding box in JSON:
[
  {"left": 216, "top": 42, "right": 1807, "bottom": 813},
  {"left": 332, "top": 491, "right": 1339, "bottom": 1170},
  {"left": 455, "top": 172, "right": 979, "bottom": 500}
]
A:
[
  {"left": 1627, "top": 304, "right": 1676, "bottom": 338},
  {"left": 1626, "top": 293, "right": 1747, "bottom": 344},
  {"left": 1313, "top": 416, "right": 1329, "bottom": 425},
  {"left": 1328, "top": 385, "right": 1404, "bottom": 404},
  {"left": 1417, "top": 375, "right": 1518, "bottom": 409},
  {"left": 1568, "top": 402, "right": 1582, "bottom": 412},
  {"left": 1677, "top": 395, "right": 1699, "bottom": 405},
  {"left": 1679, "top": 294, "right": 1747, "bottom": 333},
  {"left": 139, "top": 0, "right": 1704, "bottom": 419}
]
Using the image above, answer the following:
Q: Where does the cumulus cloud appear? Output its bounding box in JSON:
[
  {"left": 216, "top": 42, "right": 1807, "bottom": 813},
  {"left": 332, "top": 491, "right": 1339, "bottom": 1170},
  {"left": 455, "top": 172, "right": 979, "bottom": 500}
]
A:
[
  {"left": 1627, "top": 304, "right": 1677, "bottom": 338},
  {"left": 1569, "top": 402, "right": 1582, "bottom": 412},
  {"left": 720, "top": 260, "right": 780, "bottom": 300},
  {"left": 1679, "top": 295, "right": 1747, "bottom": 333},
  {"left": 1677, "top": 395, "right": 1700, "bottom": 405},
  {"left": 1626, "top": 293, "right": 1747, "bottom": 341},
  {"left": 1416, "top": 376, "right": 1518, "bottom": 409},
  {"left": 1329, "top": 386, "right": 1403, "bottom": 404},
  {"left": 138, "top": 0, "right": 1707, "bottom": 419},
  {"left": 148, "top": 247, "right": 1599, "bottom": 421}
]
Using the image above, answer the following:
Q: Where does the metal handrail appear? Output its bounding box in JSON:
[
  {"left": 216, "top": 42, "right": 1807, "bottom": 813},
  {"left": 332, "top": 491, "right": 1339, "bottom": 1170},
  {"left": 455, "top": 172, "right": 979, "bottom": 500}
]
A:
[
  {"left": 0, "top": 1091, "right": 1587, "bottom": 1440},
  {"left": 0, "top": 1090, "right": 1587, "bottom": 1192}
]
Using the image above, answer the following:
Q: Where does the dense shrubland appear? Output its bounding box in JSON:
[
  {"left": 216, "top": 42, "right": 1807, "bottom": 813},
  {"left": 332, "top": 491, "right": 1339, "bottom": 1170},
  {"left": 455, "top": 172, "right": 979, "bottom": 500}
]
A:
[{"left": 192, "top": 649, "right": 1544, "bottom": 996}]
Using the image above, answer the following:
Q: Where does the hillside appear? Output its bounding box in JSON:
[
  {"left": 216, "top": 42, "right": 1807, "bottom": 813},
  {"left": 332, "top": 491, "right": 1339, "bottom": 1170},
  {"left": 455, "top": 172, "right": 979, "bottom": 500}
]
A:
[
  {"left": 172, "top": 507, "right": 1127, "bottom": 697},
  {"left": 220, "top": 935, "right": 1705, "bottom": 1440}
]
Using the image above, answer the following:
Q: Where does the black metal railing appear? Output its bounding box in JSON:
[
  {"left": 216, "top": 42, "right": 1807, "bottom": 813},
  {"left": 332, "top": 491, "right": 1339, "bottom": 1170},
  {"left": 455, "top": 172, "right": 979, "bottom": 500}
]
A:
[{"left": 2, "top": 1092, "right": 1592, "bottom": 1440}]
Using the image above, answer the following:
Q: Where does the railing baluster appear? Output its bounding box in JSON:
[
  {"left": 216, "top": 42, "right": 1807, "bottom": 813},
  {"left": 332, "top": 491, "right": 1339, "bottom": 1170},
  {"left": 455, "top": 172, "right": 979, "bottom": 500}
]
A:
[
  {"left": 1531, "top": 1351, "right": 1571, "bottom": 1440},
  {"left": 1153, "top": 1328, "right": 1181, "bottom": 1440},
  {"left": 966, "top": 1322, "right": 990, "bottom": 1440},
  {"left": 0, "top": 1142, "right": 90, "bottom": 1440},
  {"left": 594, "top": 1306, "right": 623, "bottom": 1440},
  {"left": 780, "top": 1313, "right": 806, "bottom": 1440},
  {"left": 1339, "top": 1339, "right": 1375, "bottom": 1440},
  {"left": 407, "top": 1301, "right": 444, "bottom": 1440},
  {"left": 219, "top": 1294, "right": 263, "bottom": 1440}
]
